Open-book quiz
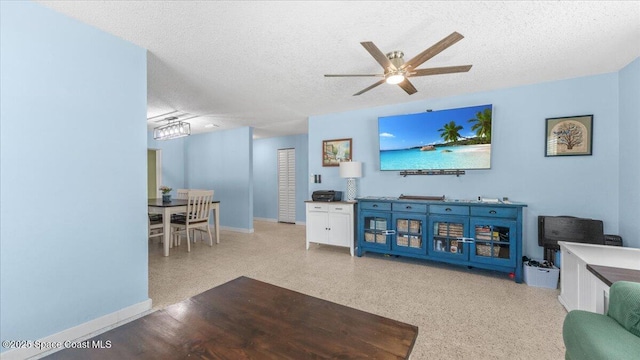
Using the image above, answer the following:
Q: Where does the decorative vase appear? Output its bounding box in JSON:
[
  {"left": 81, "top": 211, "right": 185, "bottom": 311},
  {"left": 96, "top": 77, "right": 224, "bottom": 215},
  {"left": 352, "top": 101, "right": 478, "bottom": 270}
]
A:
[{"left": 162, "top": 194, "right": 171, "bottom": 203}]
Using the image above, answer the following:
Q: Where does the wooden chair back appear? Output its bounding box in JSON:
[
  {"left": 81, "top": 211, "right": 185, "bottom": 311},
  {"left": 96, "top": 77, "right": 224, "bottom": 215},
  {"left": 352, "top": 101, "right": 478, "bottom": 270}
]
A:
[
  {"left": 177, "top": 189, "right": 214, "bottom": 200},
  {"left": 176, "top": 189, "right": 189, "bottom": 200},
  {"left": 186, "top": 190, "right": 213, "bottom": 224}
]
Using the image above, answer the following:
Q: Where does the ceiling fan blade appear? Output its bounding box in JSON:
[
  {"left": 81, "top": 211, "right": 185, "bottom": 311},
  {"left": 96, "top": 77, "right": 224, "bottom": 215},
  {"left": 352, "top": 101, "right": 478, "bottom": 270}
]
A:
[
  {"left": 397, "top": 79, "right": 417, "bottom": 95},
  {"left": 324, "top": 74, "right": 385, "bottom": 77},
  {"left": 401, "top": 32, "right": 464, "bottom": 71},
  {"left": 411, "top": 65, "right": 473, "bottom": 77},
  {"left": 361, "top": 41, "right": 396, "bottom": 71},
  {"left": 353, "top": 79, "right": 386, "bottom": 96}
]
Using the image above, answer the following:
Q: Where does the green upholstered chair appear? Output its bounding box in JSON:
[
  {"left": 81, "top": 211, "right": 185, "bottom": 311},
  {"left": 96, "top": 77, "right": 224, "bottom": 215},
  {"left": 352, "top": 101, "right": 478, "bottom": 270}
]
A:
[{"left": 563, "top": 281, "right": 640, "bottom": 360}]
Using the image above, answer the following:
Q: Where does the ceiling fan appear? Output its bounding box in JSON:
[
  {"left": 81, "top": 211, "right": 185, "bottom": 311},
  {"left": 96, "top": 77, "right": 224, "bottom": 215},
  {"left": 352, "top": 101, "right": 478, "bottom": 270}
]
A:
[{"left": 325, "top": 32, "right": 472, "bottom": 96}]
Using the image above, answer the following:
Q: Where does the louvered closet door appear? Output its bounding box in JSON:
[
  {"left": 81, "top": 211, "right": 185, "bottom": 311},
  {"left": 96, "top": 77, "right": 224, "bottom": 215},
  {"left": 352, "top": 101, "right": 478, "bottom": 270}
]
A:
[{"left": 278, "top": 148, "right": 296, "bottom": 223}]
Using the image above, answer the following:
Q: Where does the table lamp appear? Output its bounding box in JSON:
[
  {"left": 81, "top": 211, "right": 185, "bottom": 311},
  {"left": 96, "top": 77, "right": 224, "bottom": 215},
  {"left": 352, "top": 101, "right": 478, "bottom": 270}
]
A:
[{"left": 339, "top": 161, "right": 362, "bottom": 201}]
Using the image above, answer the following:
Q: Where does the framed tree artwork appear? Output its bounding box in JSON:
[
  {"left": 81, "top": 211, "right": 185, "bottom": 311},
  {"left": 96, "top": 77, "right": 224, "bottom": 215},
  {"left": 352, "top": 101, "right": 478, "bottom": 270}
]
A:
[
  {"left": 545, "top": 115, "right": 593, "bottom": 157},
  {"left": 322, "top": 138, "right": 352, "bottom": 166}
]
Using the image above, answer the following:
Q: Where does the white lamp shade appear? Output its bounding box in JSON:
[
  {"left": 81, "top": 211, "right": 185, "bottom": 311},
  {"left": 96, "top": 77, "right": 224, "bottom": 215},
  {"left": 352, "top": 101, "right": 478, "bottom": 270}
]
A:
[{"left": 339, "top": 161, "right": 362, "bottom": 178}]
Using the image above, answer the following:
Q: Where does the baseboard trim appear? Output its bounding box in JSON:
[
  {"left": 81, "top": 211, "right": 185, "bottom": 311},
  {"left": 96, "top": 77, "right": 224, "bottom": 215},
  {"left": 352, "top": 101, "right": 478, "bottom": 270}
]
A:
[
  {"left": 253, "top": 217, "right": 277, "bottom": 222},
  {"left": 220, "top": 220, "right": 304, "bottom": 233},
  {"left": 220, "top": 226, "right": 254, "bottom": 233},
  {"left": 253, "top": 218, "right": 305, "bottom": 226},
  {"left": 2, "top": 298, "right": 152, "bottom": 360},
  {"left": 557, "top": 294, "right": 571, "bottom": 313}
]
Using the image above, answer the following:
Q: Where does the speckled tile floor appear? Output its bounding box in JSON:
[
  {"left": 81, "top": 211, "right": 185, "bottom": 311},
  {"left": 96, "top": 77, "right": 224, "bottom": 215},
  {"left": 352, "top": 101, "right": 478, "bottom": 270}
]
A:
[{"left": 149, "top": 221, "right": 566, "bottom": 360}]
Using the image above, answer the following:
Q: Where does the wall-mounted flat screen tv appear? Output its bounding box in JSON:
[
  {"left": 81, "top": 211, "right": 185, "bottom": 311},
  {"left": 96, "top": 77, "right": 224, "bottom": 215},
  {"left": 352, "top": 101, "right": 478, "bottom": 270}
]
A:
[{"left": 378, "top": 104, "right": 493, "bottom": 171}]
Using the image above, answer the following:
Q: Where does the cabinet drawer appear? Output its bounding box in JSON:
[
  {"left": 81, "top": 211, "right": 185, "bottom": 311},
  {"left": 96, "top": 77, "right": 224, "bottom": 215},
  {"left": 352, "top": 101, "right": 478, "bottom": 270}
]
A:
[
  {"left": 306, "top": 203, "right": 328, "bottom": 211},
  {"left": 359, "top": 202, "right": 391, "bottom": 211},
  {"left": 470, "top": 206, "right": 517, "bottom": 218},
  {"left": 392, "top": 203, "right": 427, "bottom": 213},
  {"left": 430, "top": 205, "right": 469, "bottom": 216},
  {"left": 329, "top": 204, "right": 352, "bottom": 213}
]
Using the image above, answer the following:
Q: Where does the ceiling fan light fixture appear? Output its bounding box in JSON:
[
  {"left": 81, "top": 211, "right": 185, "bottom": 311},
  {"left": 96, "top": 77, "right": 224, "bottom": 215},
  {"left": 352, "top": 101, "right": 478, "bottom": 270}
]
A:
[
  {"left": 386, "top": 73, "right": 405, "bottom": 85},
  {"left": 326, "top": 32, "right": 470, "bottom": 95}
]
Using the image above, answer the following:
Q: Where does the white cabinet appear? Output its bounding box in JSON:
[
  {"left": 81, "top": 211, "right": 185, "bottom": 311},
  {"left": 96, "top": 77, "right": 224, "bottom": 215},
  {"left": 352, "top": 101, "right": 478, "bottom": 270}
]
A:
[
  {"left": 558, "top": 241, "right": 640, "bottom": 314},
  {"left": 306, "top": 202, "right": 355, "bottom": 256},
  {"left": 559, "top": 246, "right": 581, "bottom": 311}
]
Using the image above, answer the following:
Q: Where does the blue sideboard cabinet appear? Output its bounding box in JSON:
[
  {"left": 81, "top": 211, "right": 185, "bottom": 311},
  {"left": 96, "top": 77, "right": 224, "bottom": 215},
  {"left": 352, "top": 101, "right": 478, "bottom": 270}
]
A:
[{"left": 357, "top": 197, "right": 527, "bottom": 283}]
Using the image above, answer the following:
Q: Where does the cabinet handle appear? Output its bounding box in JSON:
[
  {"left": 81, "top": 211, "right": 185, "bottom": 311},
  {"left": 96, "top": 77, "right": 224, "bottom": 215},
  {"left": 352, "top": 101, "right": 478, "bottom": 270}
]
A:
[
  {"left": 335, "top": 207, "right": 343, "bottom": 210},
  {"left": 489, "top": 210, "right": 497, "bottom": 214},
  {"left": 445, "top": 208, "right": 452, "bottom": 212},
  {"left": 314, "top": 206, "right": 322, "bottom": 209},
  {"left": 406, "top": 206, "right": 412, "bottom": 210},
  {"left": 372, "top": 204, "right": 378, "bottom": 208}
]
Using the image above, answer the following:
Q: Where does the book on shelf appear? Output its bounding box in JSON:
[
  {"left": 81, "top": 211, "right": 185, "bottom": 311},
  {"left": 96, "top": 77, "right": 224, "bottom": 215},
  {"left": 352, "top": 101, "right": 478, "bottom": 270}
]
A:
[
  {"left": 476, "top": 230, "right": 499, "bottom": 238},
  {"left": 476, "top": 234, "right": 509, "bottom": 241},
  {"left": 370, "top": 219, "right": 388, "bottom": 230},
  {"left": 437, "top": 223, "right": 464, "bottom": 237},
  {"left": 439, "top": 231, "right": 464, "bottom": 237}
]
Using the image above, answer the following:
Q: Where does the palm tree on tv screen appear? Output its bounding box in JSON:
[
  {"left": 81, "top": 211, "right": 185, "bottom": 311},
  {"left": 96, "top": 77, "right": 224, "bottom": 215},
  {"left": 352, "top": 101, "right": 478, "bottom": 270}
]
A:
[
  {"left": 438, "top": 121, "right": 463, "bottom": 143},
  {"left": 468, "top": 108, "right": 492, "bottom": 143}
]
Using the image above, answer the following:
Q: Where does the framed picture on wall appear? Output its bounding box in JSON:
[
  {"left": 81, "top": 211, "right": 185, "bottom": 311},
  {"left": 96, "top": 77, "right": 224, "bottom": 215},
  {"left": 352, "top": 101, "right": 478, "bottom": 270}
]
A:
[
  {"left": 322, "top": 138, "right": 352, "bottom": 166},
  {"left": 545, "top": 115, "right": 593, "bottom": 157}
]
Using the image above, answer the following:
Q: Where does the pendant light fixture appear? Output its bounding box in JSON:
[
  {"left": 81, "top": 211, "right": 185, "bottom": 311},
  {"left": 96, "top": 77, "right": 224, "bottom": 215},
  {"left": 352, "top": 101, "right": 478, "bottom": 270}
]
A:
[
  {"left": 149, "top": 111, "right": 197, "bottom": 141},
  {"left": 153, "top": 116, "right": 191, "bottom": 140}
]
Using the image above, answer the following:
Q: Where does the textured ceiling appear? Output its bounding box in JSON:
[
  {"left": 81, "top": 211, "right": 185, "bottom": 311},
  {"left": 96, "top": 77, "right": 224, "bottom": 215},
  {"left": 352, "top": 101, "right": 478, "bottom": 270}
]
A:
[{"left": 37, "top": 1, "right": 640, "bottom": 139}]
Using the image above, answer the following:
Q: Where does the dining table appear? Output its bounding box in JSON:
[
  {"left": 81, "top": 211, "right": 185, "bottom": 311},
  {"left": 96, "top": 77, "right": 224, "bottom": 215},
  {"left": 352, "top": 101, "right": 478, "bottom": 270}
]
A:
[{"left": 148, "top": 198, "right": 221, "bottom": 256}]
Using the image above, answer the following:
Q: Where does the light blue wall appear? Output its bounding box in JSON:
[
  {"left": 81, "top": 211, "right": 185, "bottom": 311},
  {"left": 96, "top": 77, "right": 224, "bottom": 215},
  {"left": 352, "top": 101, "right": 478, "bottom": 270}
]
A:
[
  {"left": 309, "top": 72, "right": 623, "bottom": 259},
  {"left": 147, "top": 132, "right": 186, "bottom": 192},
  {"left": 185, "top": 127, "right": 254, "bottom": 231},
  {"left": 147, "top": 127, "right": 257, "bottom": 232},
  {"left": 618, "top": 58, "right": 640, "bottom": 249},
  {"left": 0, "top": 1, "right": 148, "bottom": 350},
  {"left": 254, "top": 134, "right": 309, "bottom": 222}
]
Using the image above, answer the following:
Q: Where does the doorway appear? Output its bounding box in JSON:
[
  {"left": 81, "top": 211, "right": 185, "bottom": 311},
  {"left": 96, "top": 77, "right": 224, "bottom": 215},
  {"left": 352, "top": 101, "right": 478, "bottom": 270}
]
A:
[
  {"left": 147, "top": 149, "right": 162, "bottom": 199},
  {"left": 277, "top": 148, "right": 296, "bottom": 223}
]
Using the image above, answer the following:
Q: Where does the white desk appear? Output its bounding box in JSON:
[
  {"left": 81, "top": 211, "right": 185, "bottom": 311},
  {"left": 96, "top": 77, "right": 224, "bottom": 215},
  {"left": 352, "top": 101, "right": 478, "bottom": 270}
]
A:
[
  {"left": 148, "top": 199, "right": 220, "bottom": 256},
  {"left": 558, "top": 241, "right": 640, "bottom": 314}
]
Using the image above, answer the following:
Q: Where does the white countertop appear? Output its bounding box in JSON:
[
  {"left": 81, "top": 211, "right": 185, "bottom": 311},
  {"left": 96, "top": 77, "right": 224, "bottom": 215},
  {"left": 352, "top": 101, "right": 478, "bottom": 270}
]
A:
[{"left": 559, "top": 241, "right": 640, "bottom": 270}]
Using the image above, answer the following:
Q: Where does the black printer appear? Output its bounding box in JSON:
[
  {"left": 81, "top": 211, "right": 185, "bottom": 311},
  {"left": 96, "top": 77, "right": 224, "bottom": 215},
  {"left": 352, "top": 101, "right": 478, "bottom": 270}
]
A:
[{"left": 312, "top": 190, "right": 343, "bottom": 202}]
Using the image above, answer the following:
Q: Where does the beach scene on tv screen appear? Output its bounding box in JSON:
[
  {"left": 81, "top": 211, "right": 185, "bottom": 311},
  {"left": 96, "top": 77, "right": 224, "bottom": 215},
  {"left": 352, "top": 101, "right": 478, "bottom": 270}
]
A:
[{"left": 379, "top": 104, "right": 492, "bottom": 170}]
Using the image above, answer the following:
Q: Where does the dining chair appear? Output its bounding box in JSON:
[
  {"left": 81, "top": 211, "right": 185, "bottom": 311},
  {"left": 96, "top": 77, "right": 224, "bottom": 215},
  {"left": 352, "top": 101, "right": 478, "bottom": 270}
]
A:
[
  {"left": 148, "top": 213, "right": 164, "bottom": 242},
  {"left": 176, "top": 189, "right": 189, "bottom": 200},
  {"left": 171, "top": 189, "right": 190, "bottom": 225},
  {"left": 171, "top": 190, "right": 214, "bottom": 252},
  {"left": 173, "top": 189, "right": 215, "bottom": 245}
]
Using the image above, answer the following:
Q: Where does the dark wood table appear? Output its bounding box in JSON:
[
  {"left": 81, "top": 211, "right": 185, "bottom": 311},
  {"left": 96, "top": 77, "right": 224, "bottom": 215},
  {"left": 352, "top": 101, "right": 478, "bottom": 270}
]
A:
[
  {"left": 45, "top": 277, "right": 418, "bottom": 359},
  {"left": 587, "top": 264, "right": 640, "bottom": 287}
]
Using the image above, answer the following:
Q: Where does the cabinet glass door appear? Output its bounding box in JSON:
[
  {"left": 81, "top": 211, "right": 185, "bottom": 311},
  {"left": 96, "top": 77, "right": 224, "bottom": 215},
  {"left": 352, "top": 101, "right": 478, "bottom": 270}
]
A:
[
  {"left": 469, "top": 218, "right": 516, "bottom": 266},
  {"left": 360, "top": 211, "right": 392, "bottom": 251},
  {"left": 392, "top": 214, "right": 426, "bottom": 254},
  {"left": 428, "top": 216, "right": 469, "bottom": 260}
]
